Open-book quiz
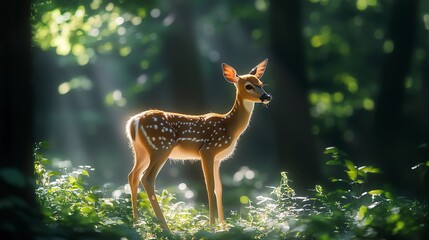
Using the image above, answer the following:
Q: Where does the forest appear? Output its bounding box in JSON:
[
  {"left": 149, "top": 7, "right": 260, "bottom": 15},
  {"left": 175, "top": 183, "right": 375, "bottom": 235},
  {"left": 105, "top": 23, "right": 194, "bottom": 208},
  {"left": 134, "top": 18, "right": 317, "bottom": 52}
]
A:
[{"left": 1, "top": 0, "right": 429, "bottom": 239}]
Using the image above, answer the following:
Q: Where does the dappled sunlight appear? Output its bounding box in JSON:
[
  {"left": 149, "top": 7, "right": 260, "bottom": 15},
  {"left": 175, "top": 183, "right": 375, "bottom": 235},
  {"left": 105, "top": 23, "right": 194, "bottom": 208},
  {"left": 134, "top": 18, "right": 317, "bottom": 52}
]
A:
[
  {"left": 58, "top": 76, "right": 93, "bottom": 95},
  {"left": 233, "top": 166, "right": 256, "bottom": 182},
  {"left": 105, "top": 89, "right": 127, "bottom": 107},
  {"left": 33, "top": 0, "right": 161, "bottom": 66},
  {"left": 356, "top": 0, "right": 378, "bottom": 11},
  {"left": 177, "top": 182, "right": 195, "bottom": 200}
]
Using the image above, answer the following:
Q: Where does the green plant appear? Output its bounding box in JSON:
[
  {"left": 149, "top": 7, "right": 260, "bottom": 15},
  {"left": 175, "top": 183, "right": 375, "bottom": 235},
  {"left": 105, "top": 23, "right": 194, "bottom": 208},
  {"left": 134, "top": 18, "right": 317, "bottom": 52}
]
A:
[
  {"left": 33, "top": 144, "right": 429, "bottom": 239},
  {"left": 287, "top": 146, "right": 429, "bottom": 239},
  {"left": 34, "top": 142, "right": 138, "bottom": 239}
]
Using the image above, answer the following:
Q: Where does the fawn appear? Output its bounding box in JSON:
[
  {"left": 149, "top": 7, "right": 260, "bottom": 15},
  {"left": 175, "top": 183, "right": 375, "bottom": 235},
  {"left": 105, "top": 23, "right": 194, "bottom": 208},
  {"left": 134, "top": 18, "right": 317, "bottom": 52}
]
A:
[{"left": 126, "top": 59, "right": 271, "bottom": 230}]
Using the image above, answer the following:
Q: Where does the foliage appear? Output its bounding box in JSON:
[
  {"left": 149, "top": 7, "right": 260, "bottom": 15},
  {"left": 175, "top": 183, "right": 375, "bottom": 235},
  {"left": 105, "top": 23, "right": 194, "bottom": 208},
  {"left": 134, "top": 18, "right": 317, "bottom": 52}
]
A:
[
  {"left": 31, "top": 0, "right": 166, "bottom": 108},
  {"left": 33, "top": 143, "right": 428, "bottom": 239}
]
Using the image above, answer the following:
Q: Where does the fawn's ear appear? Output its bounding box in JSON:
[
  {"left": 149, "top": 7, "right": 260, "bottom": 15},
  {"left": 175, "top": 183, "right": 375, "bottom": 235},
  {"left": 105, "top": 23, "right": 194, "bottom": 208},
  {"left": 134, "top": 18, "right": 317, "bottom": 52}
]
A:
[
  {"left": 222, "top": 63, "right": 239, "bottom": 83},
  {"left": 249, "top": 58, "right": 268, "bottom": 79}
]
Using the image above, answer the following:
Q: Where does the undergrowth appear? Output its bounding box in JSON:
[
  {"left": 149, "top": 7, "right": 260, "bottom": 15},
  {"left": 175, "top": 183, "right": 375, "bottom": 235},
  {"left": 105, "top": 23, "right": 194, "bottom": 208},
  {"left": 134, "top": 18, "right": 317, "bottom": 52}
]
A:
[{"left": 34, "top": 143, "right": 429, "bottom": 239}]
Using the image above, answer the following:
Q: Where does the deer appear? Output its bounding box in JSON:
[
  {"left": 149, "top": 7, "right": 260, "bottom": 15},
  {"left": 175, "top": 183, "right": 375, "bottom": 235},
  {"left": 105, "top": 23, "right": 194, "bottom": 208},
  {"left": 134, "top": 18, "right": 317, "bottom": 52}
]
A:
[{"left": 125, "top": 59, "right": 271, "bottom": 231}]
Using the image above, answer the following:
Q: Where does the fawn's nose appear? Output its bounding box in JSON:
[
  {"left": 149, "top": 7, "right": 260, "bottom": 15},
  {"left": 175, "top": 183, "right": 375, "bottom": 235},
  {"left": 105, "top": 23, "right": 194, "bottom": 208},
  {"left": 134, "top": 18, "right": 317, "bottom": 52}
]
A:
[{"left": 260, "top": 93, "right": 272, "bottom": 103}]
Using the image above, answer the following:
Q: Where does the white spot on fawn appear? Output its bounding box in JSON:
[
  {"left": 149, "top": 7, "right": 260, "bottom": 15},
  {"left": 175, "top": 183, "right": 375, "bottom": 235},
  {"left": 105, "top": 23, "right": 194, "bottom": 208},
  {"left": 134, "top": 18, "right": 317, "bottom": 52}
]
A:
[{"left": 140, "top": 126, "right": 158, "bottom": 150}]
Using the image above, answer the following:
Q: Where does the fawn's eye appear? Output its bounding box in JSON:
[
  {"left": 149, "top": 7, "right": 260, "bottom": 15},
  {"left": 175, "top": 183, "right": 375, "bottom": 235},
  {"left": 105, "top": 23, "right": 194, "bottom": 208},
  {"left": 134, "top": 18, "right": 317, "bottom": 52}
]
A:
[{"left": 245, "top": 84, "right": 254, "bottom": 90}]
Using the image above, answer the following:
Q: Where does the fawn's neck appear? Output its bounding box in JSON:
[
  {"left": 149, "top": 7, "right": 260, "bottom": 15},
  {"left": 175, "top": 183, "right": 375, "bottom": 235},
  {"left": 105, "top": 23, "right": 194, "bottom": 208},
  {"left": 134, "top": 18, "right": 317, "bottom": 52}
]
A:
[{"left": 224, "top": 91, "right": 255, "bottom": 139}]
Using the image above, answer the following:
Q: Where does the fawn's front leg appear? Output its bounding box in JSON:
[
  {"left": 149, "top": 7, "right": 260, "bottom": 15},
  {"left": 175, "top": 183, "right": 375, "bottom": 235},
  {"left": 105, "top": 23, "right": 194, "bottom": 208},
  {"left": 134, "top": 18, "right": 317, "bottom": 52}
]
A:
[{"left": 213, "top": 160, "right": 224, "bottom": 224}]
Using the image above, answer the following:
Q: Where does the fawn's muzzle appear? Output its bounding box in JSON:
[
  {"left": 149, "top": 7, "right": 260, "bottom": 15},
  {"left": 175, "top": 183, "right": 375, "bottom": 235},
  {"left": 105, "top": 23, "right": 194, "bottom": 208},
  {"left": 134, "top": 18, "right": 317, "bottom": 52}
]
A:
[{"left": 260, "top": 93, "right": 272, "bottom": 103}]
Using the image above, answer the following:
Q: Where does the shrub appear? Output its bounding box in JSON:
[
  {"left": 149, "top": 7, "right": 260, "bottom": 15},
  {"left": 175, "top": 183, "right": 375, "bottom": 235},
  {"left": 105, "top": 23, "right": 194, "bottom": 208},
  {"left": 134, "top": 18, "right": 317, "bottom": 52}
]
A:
[{"left": 34, "top": 143, "right": 428, "bottom": 239}]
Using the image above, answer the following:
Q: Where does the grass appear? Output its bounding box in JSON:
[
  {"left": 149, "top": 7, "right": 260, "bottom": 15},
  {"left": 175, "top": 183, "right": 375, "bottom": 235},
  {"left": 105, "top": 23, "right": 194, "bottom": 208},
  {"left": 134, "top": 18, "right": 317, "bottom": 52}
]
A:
[{"left": 34, "top": 143, "right": 429, "bottom": 239}]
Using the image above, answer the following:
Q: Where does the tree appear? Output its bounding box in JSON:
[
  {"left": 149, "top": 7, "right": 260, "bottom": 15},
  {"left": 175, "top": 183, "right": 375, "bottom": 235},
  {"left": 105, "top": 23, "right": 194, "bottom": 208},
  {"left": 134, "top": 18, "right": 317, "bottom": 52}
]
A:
[
  {"left": 0, "top": 0, "right": 42, "bottom": 238},
  {"left": 162, "top": 0, "right": 206, "bottom": 113},
  {"left": 269, "top": 0, "right": 321, "bottom": 191},
  {"left": 161, "top": 0, "right": 207, "bottom": 200},
  {"left": 373, "top": 0, "right": 419, "bottom": 189}
]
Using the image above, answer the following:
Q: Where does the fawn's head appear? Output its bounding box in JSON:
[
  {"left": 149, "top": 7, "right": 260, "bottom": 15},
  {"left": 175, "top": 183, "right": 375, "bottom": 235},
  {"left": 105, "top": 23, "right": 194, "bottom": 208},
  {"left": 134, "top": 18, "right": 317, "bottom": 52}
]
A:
[{"left": 222, "top": 59, "right": 271, "bottom": 104}]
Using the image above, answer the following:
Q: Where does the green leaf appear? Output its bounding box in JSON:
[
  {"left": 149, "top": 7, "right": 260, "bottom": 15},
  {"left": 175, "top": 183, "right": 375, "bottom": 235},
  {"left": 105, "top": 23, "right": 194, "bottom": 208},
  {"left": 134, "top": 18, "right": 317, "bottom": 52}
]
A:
[
  {"left": 315, "top": 185, "right": 323, "bottom": 194},
  {"left": 85, "top": 195, "right": 96, "bottom": 203},
  {"left": 81, "top": 170, "right": 89, "bottom": 177},
  {"left": 358, "top": 166, "right": 381, "bottom": 173},
  {"left": 345, "top": 160, "right": 357, "bottom": 181},
  {"left": 41, "top": 158, "right": 52, "bottom": 165},
  {"left": 356, "top": 205, "right": 367, "bottom": 221},
  {"left": 368, "top": 190, "right": 384, "bottom": 195},
  {"left": 80, "top": 206, "right": 92, "bottom": 214},
  {"left": 426, "top": 161, "right": 429, "bottom": 167},
  {"left": 344, "top": 160, "right": 355, "bottom": 170},
  {"left": 39, "top": 141, "right": 49, "bottom": 148},
  {"left": 48, "top": 171, "right": 61, "bottom": 177},
  {"left": 326, "top": 160, "right": 341, "bottom": 166},
  {"left": 330, "top": 178, "right": 345, "bottom": 183},
  {"left": 68, "top": 175, "right": 77, "bottom": 184},
  {"left": 347, "top": 170, "right": 357, "bottom": 181},
  {"left": 355, "top": 179, "right": 364, "bottom": 184},
  {"left": 387, "top": 214, "right": 400, "bottom": 223},
  {"left": 324, "top": 146, "right": 337, "bottom": 154},
  {"left": 48, "top": 186, "right": 61, "bottom": 193},
  {"left": 0, "top": 168, "right": 26, "bottom": 188},
  {"left": 384, "top": 191, "right": 393, "bottom": 199},
  {"left": 393, "top": 221, "right": 405, "bottom": 234}
]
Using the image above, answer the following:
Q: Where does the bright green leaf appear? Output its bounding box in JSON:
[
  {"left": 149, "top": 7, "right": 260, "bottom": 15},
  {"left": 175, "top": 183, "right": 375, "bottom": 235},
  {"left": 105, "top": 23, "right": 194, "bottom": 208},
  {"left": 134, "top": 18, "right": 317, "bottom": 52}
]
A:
[
  {"left": 368, "top": 190, "right": 384, "bottom": 195},
  {"left": 393, "top": 221, "right": 405, "bottom": 234},
  {"left": 356, "top": 205, "right": 367, "bottom": 221},
  {"left": 85, "top": 195, "right": 96, "bottom": 203},
  {"left": 68, "top": 175, "right": 77, "bottom": 184},
  {"left": 81, "top": 170, "right": 89, "bottom": 176},
  {"left": 315, "top": 185, "right": 323, "bottom": 194},
  {"left": 345, "top": 160, "right": 357, "bottom": 181},
  {"left": 80, "top": 206, "right": 92, "bottom": 214},
  {"left": 345, "top": 160, "right": 356, "bottom": 170},
  {"left": 387, "top": 214, "right": 400, "bottom": 223},
  {"left": 385, "top": 191, "right": 393, "bottom": 199},
  {"left": 359, "top": 166, "right": 381, "bottom": 173},
  {"left": 347, "top": 169, "right": 358, "bottom": 181}
]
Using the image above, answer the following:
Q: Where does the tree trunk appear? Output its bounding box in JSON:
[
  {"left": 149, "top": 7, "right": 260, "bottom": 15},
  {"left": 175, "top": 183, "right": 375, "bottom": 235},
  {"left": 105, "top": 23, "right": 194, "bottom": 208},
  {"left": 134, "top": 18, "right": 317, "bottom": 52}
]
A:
[
  {"left": 269, "top": 0, "right": 320, "bottom": 191},
  {"left": 161, "top": 0, "right": 207, "bottom": 200},
  {"left": 373, "top": 0, "right": 419, "bottom": 188},
  {"left": 163, "top": 0, "right": 206, "bottom": 113},
  {"left": 0, "top": 0, "right": 42, "bottom": 238}
]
